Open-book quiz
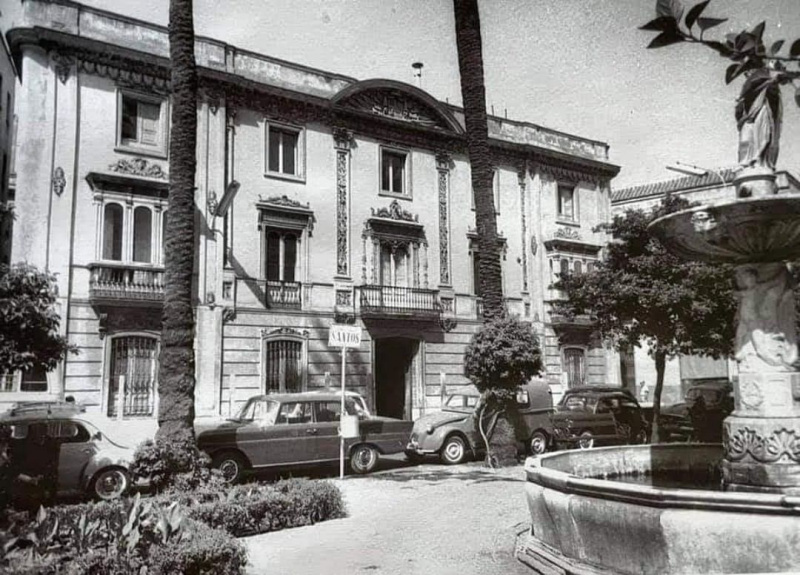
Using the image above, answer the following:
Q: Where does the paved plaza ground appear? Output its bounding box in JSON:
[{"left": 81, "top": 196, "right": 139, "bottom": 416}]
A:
[{"left": 244, "top": 456, "right": 532, "bottom": 575}]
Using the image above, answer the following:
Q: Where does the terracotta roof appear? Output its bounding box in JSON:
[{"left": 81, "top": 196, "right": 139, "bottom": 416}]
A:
[{"left": 611, "top": 168, "right": 739, "bottom": 204}]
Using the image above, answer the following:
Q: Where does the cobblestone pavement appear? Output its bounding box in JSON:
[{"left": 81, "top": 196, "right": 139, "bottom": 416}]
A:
[{"left": 244, "top": 456, "right": 532, "bottom": 575}]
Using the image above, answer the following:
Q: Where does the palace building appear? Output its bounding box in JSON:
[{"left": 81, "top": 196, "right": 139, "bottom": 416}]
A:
[{"left": 4, "top": 0, "right": 620, "bottom": 424}]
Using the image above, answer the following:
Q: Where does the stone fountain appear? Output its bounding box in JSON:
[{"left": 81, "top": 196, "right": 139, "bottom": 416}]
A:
[{"left": 517, "top": 82, "right": 800, "bottom": 573}]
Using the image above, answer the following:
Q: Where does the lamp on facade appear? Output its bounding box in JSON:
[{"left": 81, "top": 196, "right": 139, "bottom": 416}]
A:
[{"left": 215, "top": 180, "right": 240, "bottom": 217}]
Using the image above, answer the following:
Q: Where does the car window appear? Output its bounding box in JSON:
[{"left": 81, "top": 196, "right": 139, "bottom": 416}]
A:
[
  {"left": 10, "top": 424, "right": 28, "bottom": 440},
  {"left": 276, "top": 402, "right": 312, "bottom": 424},
  {"left": 238, "top": 398, "right": 279, "bottom": 424},
  {"left": 564, "top": 396, "right": 586, "bottom": 410},
  {"left": 313, "top": 400, "right": 361, "bottom": 422},
  {"left": 516, "top": 390, "right": 530, "bottom": 405},
  {"left": 58, "top": 422, "right": 91, "bottom": 443}
]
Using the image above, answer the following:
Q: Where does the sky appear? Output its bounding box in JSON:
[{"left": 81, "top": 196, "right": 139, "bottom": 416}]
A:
[{"left": 2, "top": 0, "right": 799, "bottom": 188}]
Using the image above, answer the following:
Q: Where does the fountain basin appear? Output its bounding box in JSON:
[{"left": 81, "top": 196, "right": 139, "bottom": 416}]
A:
[
  {"left": 518, "top": 444, "right": 800, "bottom": 574},
  {"left": 648, "top": 195, "right": 800, "bottom": 264}
]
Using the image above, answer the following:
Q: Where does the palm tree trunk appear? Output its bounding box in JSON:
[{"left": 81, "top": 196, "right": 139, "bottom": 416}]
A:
[
  {"left": 453, "top": 0, "right": 504, "bottom": 321},
  {"left": 157, "top": 0, "right": 198, "bottom": 446},
  {"left": 650, "top": 349, "right": 666, "bottom": 443}
]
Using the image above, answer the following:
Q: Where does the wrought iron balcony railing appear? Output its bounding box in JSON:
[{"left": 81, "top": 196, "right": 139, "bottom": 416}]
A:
[
  {"left": 88, "top": 263, "right": 164, "bottom": 304},
  {"left": 359, "top": 285, "right": 440, "bottom": 317}
]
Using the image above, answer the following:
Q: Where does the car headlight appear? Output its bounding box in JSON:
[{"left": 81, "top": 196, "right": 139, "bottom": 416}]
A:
[{"left": 425, "top": 424, "right": 435, "bottom": 434}]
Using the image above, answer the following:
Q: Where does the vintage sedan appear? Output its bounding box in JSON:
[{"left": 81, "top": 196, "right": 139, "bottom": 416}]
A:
[
  {"left": 551, "top": 386, "right": 648, "bottom": 449},
  {"left": 1, "top": 402, "right": 134, "bottom": 500},
  {"left": 196, "top": 391, "right": 412, "bottom": 482},
  {"left": 405, "top": 381, "right": 554, "bottom": 465},
  {"left": 661, "top": 379, "right": 734, "bottom": 442}
]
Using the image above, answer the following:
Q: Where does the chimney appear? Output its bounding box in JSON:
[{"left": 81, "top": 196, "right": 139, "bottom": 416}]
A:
[{"left": 412, "top": 62, "right": 424, "bottom": 89}]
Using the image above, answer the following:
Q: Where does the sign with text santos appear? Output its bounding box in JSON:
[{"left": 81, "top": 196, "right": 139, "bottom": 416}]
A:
[{"left": 328, "top": 325, "right": 362, "bottom": 348}]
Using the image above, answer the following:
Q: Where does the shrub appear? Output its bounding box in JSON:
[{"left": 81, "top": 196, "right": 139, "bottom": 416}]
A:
[
  {"left": 463, "top": 316, "right": 543, "bottom": 394},
  {"left": 129, "top": 438, "right": 216, "bottom": 492}
]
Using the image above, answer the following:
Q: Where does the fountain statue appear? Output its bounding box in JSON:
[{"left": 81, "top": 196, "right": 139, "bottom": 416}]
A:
[{"left": 517, "top": 61, "right": 800, "bottom": 575}]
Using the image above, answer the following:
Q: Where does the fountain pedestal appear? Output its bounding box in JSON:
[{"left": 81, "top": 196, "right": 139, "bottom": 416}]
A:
[{"left": 650, "top": 197, "right": 800, "bottom": 493}]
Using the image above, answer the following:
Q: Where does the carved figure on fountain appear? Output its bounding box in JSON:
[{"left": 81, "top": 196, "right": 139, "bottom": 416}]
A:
[{"left": 734, "top": 263, "right": 798, "bottom": 372}]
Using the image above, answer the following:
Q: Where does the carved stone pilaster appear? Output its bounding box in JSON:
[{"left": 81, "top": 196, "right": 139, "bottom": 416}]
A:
[
  {"left": 333, "top": 128, "right": 354, "bottom": 277},
  {"left": 436, "top": 152, "right": 451, "bottom": 286},
  {"left": 518, "top": 168, "right": 529, "bottom": 293}
]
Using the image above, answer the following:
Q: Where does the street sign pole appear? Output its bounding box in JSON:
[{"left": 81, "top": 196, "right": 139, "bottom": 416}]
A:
[{"left": 340, "top": 345, "right": 346, "bottom": 479}]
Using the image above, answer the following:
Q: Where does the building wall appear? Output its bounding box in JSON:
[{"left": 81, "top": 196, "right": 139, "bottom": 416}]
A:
[
  {"left": 0, "top": 34, "right": 16, "bottom": 267},
  {"left": 5, "top": 0, "right": 620, "bottom": 428}
]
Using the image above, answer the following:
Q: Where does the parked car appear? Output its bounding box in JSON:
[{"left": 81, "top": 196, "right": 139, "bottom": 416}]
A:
[
  {"left": 405, "top": 381, "right": 554, "bottom": 465},
  {"left": 661, "top": 379, "right": 734, "bottom": 442},
  {"left": 0, "top": 401, "right": 134, "bottom": 501},
  {"left": 196, "top": 391, "right": 412, "bottom": 482},
  {"left": 551, "top": 386, "right": 648, "bottom": 449}
]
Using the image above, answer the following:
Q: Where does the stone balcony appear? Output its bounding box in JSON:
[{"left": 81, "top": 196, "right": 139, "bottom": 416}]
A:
[{"left": 88, "top": 262, "right": 164, "bottom": 306}]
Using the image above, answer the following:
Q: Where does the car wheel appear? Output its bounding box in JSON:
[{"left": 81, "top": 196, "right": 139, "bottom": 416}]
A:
[
  {"left": 440, "top": 435, "right": 468, "bottom": 465},
  {"left": 350, "top": 444, "right": 379, "bottom": 474},
  {"left": 529, "top": 431, "right": 548, "bottom": 456},
  {"left": 91, "top": 468, "right": 130, "bottom": 501},
  {"left": 577, "top": 430, "right": 594, "bottom": 450},
  {"left": 213, "top": 451, "right": 247, "bottom": 484}
]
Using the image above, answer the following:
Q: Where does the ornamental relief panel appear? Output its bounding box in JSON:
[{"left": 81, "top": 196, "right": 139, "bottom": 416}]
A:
[{"left": 724, "top": 425, "right": 800, "bottom": 464}]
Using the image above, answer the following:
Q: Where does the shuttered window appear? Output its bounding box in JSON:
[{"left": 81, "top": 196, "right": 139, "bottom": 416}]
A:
[
  {"left": 264, "top": 339, "right": 303, "bottom": 393},
  {"left": 118, "top": 91, "right": 167, "bottom": 154},
  {"left": 107, "top": 336, "right": 158, "bottom": 418}
]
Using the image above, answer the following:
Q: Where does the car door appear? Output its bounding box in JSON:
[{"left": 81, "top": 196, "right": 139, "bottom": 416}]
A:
[
  {"left": 312, "top": 401, "right": 345, "bottom": 462},
  {"left": 260, "top": 401, "right": 319, "bottom": 467},
  {"left": 233, "top": 398, "right": 277, "bottom": 468},
  {"left": 57, "top": 422, "right": 96, "bottom": 493}
]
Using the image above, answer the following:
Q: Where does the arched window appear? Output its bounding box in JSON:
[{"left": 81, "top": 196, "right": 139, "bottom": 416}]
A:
[
  {"left": 574, "top": 260, "right": 583, "bottom": 275},
  {"left": 107, "top": 335, "right": 158, "bottom": 418},
  {"left": 133, "top": 206, "right": 152, "bottom": 263},
  {"left": 559, "top": 259, "right": 570, "bottom": 278},
  {"left": 103, "top": 204, "right": 124, "bottom": 261}
]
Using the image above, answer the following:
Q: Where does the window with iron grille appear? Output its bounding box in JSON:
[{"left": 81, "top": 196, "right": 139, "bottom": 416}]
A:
[
  {"left": 263, "top": 339, "right": 304, "bottom": 393},
  {"left": 107, "top": 335, "right": 158, "bottom": 418}
]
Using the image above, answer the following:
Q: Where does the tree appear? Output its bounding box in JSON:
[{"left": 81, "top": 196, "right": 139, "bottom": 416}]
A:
[
  {"left": 463, "top": 316, "right": 542, "bottom": 465},
  {"left": 157, "top": 0, "right": 198, "bottom": 449},
  {"left": 452, "top": 0, "right": 503, "bottom": 321},
  {"left": 0, "top": 263, "right": 75, "bottom": 374},
  {"left": 554, "top": 195, "right": 737, "bottom": 441},
  {"left": 453, "top": 0, "right": 543, "bottom": 466},
  {"left": 640, "top": 0, "right": 800, "bottom": 115}
]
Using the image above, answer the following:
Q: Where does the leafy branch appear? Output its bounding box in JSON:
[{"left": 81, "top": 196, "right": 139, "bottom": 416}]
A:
[{"left": 641, "top": 0, "right": 800, "bottom": 105}]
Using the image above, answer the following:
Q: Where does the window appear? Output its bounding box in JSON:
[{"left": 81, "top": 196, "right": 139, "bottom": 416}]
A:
[
  {"left": 557, "top": 184, "right": 576, "bottom": 221},
  {"left": 314, "top": 400, "right": 362, "bottom": 423},
  {"left": 98, "top": 199, "right": 165, "bottom": 265},
  {"left": 107, "top": 335, "right": 158, "bottom": 418},
  {"left": 117, "top": 91, "right": 168, "bottom": 155},
  {"left": 265, "top": 229, "right": 298, "bottom": 283},
  {"left": 237, "top": 398, "right": 279, "bottom": 423},
  {"left": 559, "top": 259, "right": 570, "bottom": 279},
  {"left": 563, "top": 348, "right": 586, "bottom": 388},
  {"left": 264, "top": 339, "right": 304, "bottom": 393},
  {"left": 0, "top": 367, "right": 50, "bottom": 394},
  {"left": 471, "top": 169, "right": 500, "bottom": 214},
  {"left": 573, "top": 260, "right": 583, "bottom": 275},
  {"left": 133, "top": 206, "right": 152, "bottom": 263},
  {"left": 265, "top": 122, "right": 304, "bottom": 180},
  {"left": 379, "top": 243, "right": 410, "bottom": 287},
  {"left": 380, "top": 148, "right": 409, "bottom": 196}
]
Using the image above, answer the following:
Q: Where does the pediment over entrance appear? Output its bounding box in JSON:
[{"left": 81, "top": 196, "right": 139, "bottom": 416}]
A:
[{"left": 332, "top": 79, "right": 464, "bottom": 135}]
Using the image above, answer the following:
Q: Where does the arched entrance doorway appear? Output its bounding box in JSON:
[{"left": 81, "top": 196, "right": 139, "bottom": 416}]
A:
[{"left": 374, "top": 337, "right": 420, "bottom": 420}]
